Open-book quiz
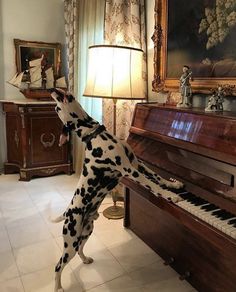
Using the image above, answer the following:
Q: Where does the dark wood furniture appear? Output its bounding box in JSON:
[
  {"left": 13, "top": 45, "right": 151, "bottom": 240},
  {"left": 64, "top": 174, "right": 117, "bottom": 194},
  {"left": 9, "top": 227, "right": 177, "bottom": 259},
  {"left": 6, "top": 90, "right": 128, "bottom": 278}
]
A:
[
  {"left": 122, "top": 103, "right": 236, "bottom": 292},
  {"left": 1, "top": 100, "right": 73, "bottom": 181}
]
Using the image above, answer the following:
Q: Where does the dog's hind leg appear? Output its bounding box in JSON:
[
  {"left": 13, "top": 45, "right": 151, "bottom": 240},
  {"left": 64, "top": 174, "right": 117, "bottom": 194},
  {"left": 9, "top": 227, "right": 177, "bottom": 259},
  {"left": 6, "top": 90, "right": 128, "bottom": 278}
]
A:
[
  {"left": 54, "top": 247, "right": 76, "bottom": 292},
  {"left": 78, "top": 236, "right": 94, "bottom": 264},
  {"left": 77, "top": 220, "right": 94, "bottom": 264}
]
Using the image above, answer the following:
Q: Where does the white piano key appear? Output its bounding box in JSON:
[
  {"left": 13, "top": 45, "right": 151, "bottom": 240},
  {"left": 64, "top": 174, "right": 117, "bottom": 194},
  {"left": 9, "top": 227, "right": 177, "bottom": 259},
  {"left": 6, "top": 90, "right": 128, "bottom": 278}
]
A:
[
  {"left": 220, "top": 218, "right": 236, "bottom": 231},
  {"left": 230, "top": 229, "right": 236, "bottom": 239},
  {"left": 176, "top": 199, "right": 236, "bottom": 240},
  {"left": 225, "top": 226, "right": 236, "bottom": 237}
]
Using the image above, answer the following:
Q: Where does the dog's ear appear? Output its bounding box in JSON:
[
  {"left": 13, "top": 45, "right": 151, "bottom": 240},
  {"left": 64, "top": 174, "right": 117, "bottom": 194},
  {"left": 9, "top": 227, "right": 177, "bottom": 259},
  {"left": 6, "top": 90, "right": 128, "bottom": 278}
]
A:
[
  {"left": 66, "top": 94, "right": 75, "bottom": 103},
  {"left": 50, "top": 88, "right": 64, "bottom": 102}
]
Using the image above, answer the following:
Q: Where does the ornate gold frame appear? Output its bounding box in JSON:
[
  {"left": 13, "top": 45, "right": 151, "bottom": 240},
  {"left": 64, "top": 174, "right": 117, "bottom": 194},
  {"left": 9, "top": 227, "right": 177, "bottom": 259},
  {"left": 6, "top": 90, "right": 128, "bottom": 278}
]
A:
[
  {"left": 152, "top": 0, "right": 236, "bottom": 95},
  {"left": 14, "top": 39, "right": 61, "bottom": 77}
]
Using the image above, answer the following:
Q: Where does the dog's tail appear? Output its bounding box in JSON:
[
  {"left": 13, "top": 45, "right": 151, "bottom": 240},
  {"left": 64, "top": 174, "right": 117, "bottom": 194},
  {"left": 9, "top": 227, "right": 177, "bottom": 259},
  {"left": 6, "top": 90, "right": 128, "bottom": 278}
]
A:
[{"left": 49, "top": 214, "right": 65, "bottom": 223}]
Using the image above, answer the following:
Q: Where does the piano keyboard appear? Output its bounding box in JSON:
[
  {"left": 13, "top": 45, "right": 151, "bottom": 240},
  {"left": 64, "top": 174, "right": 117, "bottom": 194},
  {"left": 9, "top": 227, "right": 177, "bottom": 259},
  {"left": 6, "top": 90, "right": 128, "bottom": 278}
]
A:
[{"left": 174, "top": 192, "right": 236, "bottom": 239}]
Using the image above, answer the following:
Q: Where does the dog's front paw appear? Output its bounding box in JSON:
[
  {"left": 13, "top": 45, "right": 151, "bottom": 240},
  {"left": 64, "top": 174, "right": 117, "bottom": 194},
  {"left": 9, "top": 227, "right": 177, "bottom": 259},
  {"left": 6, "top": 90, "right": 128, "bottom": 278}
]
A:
[
  {"left": 58, "top": 289, "right": 64, "bottom": 292},
  {"left": 83, "top": 257, "right": 94, "bottom": 264},
  {"left": 172, "top": 180, "right": 184, "bottom": 189}
]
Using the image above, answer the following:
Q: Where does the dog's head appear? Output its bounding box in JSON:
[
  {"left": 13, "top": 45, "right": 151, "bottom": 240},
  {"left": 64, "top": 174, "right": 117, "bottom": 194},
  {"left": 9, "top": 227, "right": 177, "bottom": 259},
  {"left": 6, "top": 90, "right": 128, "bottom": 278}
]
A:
[
  {"left": 50, "top": 88, "right": 75, "bottom": 104},
  {"left": 50, "top": 88, "right": 93, "bottom": 131}
]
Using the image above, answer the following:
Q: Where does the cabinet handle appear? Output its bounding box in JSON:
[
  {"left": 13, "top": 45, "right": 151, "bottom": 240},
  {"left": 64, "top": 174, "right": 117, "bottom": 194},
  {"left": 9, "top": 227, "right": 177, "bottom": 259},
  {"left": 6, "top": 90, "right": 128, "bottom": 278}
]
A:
[
  {"left": 14, "top": 131, "right": 19, "bottom": 148},
  {"left": 40, "top": 133, "right": 56, "bottom": 148}
]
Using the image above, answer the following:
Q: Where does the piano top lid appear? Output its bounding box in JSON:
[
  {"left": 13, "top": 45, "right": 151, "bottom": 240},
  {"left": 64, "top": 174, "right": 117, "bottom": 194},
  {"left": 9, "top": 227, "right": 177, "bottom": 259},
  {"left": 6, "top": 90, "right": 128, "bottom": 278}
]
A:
[{"left": 130, "top": 103, "right": 236, "bottom": 166}]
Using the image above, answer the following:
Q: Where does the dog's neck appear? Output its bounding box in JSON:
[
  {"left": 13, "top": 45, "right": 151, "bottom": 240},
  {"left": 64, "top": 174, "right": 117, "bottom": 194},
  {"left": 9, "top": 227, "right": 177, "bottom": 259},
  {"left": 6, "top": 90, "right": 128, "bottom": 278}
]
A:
[{"left": 56, "top": 98, "right": 100, "bottom": 141}]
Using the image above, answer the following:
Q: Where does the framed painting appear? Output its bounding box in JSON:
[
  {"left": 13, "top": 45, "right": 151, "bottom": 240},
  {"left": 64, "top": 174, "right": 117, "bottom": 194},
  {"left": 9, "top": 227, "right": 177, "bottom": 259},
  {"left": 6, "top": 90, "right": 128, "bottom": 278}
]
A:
[
  {"left": 14, "top": 39, "right": 61, "bottom": 77},
  {"left": 152, "top": 0, "right": 236, "bottom": 95}
]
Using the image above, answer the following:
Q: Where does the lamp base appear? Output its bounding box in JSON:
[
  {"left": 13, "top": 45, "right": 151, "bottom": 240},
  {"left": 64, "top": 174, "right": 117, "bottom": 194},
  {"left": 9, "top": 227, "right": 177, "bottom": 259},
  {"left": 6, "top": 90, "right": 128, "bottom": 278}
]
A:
[{"left": 103, "top": 205, "right": 124, "bottom": 219}]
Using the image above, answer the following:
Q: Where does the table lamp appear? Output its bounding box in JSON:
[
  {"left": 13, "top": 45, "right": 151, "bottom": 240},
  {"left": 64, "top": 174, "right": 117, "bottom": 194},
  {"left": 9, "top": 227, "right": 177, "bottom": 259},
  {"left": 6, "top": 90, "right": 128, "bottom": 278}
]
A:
[{"left": 84, "top": 44, "right": 145, "bottom": 219}]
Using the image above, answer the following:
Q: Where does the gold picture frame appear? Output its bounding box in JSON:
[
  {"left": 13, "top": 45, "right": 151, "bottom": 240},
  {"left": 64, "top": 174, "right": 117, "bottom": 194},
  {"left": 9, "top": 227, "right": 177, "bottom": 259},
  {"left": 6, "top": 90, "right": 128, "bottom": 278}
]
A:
[
  {"left": 14, "top": 39, "right": 61, "bottom": 77},
  {"left": 152, "top": 0, "right": 236, "bottom": 95}
]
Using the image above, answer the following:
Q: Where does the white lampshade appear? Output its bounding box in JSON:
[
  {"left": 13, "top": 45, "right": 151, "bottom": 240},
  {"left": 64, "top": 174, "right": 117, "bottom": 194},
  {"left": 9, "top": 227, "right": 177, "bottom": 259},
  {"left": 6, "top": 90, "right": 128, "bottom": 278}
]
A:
[{"left": 84, "top": 45, "right": 144, "bottom": 100}]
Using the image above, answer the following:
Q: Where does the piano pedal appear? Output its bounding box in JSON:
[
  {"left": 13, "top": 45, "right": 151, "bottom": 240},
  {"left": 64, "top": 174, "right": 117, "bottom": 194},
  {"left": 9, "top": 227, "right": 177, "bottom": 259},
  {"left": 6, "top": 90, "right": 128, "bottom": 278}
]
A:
[
  {"left": 164, "top": 257, "right": 175, "bottom": 265},
  {"left": 179, "top": 271, "right": 191, "bottom": 281}
]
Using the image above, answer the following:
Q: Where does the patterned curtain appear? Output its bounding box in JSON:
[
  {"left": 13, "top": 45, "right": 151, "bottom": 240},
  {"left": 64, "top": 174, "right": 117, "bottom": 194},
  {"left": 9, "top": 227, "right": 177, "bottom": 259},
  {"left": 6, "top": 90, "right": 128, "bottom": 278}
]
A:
[
  {"left": 103, "top": 0, "right": 147, "bottom": 140},
  {"left": 64, "top": 0, "right": 78, "bottom": 93}
]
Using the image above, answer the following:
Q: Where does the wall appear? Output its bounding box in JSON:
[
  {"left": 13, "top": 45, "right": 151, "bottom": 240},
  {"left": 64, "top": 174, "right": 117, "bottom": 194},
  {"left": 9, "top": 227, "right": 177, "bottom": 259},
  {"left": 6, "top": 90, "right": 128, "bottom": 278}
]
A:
[
  {"left": 0, "top": 0, "right": 66, "bottom": 170},
  {"left": 146, "top": 0, "right": 236, "bottom": 110},
  {"left": 1, "top": 0, "right": 66, "bottom": 99}
]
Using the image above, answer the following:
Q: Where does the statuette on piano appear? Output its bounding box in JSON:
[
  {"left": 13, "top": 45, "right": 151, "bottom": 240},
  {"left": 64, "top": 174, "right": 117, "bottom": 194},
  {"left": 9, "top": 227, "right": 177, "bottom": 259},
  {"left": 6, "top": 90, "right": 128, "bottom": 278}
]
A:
[
  {"left": 177, "top": 65, "right": 193, "bottom": 108},
  {"left": 205, "top": 86, "right": 225, "bottom": 112}
]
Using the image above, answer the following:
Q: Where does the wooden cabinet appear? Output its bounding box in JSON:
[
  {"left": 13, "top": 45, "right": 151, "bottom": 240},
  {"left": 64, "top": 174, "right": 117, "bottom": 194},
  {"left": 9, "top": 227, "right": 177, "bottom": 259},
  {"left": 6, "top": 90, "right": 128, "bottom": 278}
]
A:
[{"left": 1, "top": 100, "right": 73, "bottom": 181}]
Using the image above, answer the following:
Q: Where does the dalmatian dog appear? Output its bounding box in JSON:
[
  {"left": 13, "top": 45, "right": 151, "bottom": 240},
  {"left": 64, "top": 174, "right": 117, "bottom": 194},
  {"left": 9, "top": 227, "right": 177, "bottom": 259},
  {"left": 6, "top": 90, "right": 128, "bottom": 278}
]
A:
[{"left": 50, "top": 88, "right": 184, "bottom": 292}]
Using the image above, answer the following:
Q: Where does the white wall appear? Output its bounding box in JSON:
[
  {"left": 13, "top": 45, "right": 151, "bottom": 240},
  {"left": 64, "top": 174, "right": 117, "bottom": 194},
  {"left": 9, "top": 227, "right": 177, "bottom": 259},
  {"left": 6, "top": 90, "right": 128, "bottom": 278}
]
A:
[
  {"left": 1, "top": 0, "right": 66, "bottom": 99},
  {"left": 0, "top": 0, "right": 66, "bottom": 169}
]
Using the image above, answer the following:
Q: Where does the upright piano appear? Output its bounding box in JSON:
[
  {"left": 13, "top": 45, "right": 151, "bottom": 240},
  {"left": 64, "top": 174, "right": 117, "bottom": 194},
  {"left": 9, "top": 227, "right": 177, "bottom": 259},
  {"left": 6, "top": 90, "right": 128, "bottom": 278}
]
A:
[{"left": 122, "top": 103, "right": 236, "bottom": 292}]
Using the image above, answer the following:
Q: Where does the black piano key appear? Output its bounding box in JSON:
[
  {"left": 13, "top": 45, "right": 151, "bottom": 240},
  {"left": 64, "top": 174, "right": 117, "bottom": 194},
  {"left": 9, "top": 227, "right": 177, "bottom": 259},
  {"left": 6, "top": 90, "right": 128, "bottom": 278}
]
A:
[
  {"left": 193, "top": 198, "right": 208, "bottom": 206},
  {"left": 201, "top": 204, "right": 218, "bottom": 211},
  {"left": 228, "top": 218, "right": 236, "bottom": 225},
  {"left": 179, "top": 192, "right": 193, "bottom": 200},
  {"left": 212, "top": 210, "right": 225, "bottom": 216},
  {"left": 221, "top": 213, "right": 235, "bottom": 220},
  {"left": 169, "top": 187, "right": 187, "bottom": 194}
]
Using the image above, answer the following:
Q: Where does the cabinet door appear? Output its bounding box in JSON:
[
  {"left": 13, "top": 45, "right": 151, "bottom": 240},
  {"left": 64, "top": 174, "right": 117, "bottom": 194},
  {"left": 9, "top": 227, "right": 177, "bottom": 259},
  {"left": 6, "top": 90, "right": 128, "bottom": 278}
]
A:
[
  {"left": 29, "top": 114, "right": 67, "bottom": 166},
  {"left": 6, "top": 113, "right": 21, "bottom": 164}
]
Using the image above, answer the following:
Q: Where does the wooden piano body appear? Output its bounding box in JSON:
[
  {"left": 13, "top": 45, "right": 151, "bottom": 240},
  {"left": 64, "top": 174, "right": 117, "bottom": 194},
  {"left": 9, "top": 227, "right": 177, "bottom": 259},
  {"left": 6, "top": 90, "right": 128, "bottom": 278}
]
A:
[{"left": 122, "top": 103, "right": 236, "bottom": 292}]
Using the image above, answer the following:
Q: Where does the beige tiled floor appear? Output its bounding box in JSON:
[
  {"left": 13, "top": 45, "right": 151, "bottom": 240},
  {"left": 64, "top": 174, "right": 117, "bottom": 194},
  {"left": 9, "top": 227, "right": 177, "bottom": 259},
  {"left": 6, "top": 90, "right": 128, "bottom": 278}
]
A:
[{"left": 0, "top": 173, "right": 195, "bottom": 292}]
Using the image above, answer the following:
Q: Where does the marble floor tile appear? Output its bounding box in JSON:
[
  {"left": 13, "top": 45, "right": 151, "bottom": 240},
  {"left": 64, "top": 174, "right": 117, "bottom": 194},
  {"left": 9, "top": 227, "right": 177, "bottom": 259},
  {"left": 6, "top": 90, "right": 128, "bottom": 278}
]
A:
[
  {"left": 13, "top": 238, "right": 62, "bottom": 275},
  {"left": 0, "top": 227, "right": 12, "bottom": 253},
  {"left": 108, "top": 237, "right": 161, "bottom": 273},
  {"left": 21, "top": 265, "right": 82, "bottom": 292},
  {"left": 71, "top": 248, "right": 125, "bottom": 290},
  {"left": 88, "top": 275, "right": 143, "bottom": 292},
  {"left": 7, "top": 220, "right": 53, "bottom": 249},
  {"left": 0, "top": 277, "right": 25, "bottom": 292},
  {"left": 0, "top": 251, "right": 19, "bottom": 282}
]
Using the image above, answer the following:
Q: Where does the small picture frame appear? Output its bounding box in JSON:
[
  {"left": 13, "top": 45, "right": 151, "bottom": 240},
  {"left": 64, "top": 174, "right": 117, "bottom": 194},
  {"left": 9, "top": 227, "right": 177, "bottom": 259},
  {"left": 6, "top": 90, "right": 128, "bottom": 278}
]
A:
[{"left": 14, "top": 39, "right": 61, "bottom": 77}]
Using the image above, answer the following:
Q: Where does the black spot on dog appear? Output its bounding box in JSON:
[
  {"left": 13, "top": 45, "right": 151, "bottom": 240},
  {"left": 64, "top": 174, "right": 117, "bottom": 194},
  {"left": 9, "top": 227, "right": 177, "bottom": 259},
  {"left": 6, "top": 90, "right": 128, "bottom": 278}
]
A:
[
  {"left": 63, "top": 253, "right": 69, "bottom": 263},
  {"left": 55, "top": 106, "right": 61, "bottom": 112},
  {"left": 92, "top": 147, "right": 103, "bottom": 158},
  {"left": 85, "top": 158, "right": 90, "bottom": 164},
  {"left": 115, "top": 156, "right": 121, "bottom": 165},
  {"left": 70, "top": 112, "right": 79, "bottom": 118},
  {"left": 95, "top": 158, "right": 116, "bottom": 166},
  {"left": 108, "top": 145, "right": 114, "bottom": 150},
  {"left": 83, "top": 165, "right": 88, "bottom": 177},
  {"left": 87, "top": 141, "right": 92, "bottom": 151},
  {"left": 105, "top": 132, "right": 117, "bottom": 143},
  {"left": 101, "top": 134, "right": 108, "bottom": 141},
  {"left": 76, "top": 129, "right": 82, "bottom": 137},
  {"left": 67, "top": 95, "right": 74, "bottom": 102},
  {"left": 132, "top": 171, "right": 139, "bottom": 178},
  {"left": 87, "top": 187, "right": 93, "bottom": 193}
]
